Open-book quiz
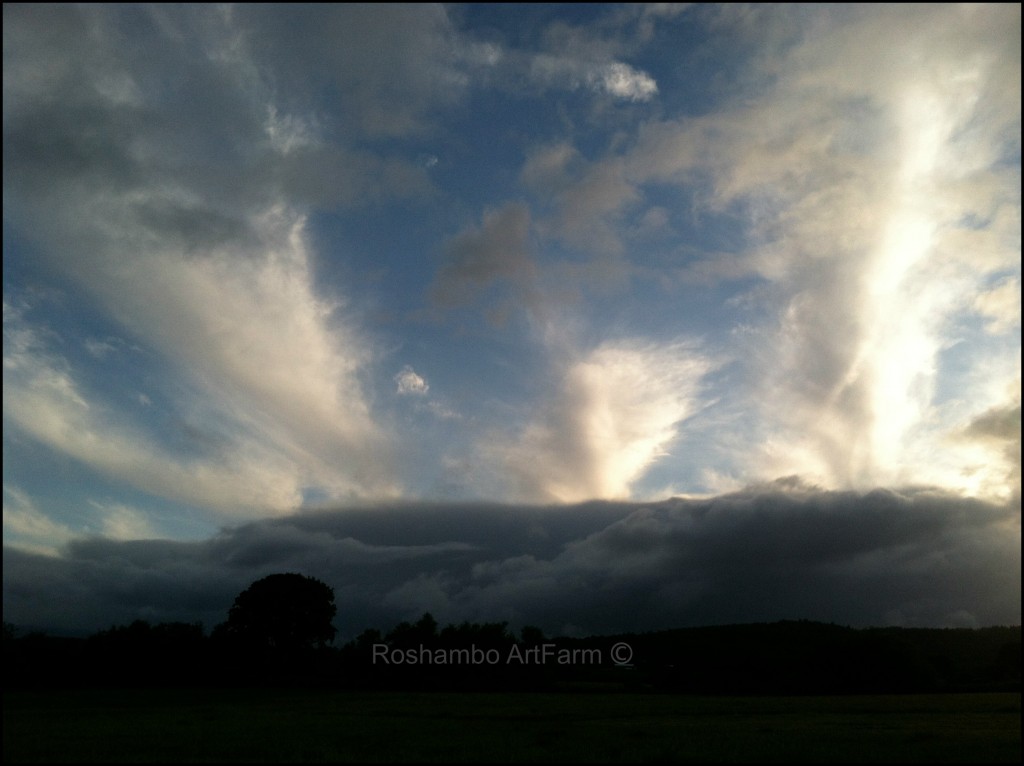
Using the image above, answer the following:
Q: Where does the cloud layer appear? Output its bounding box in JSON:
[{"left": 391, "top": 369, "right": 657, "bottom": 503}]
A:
[{"left": 4, "top": 486, "right": 1018, "bottom": 637}]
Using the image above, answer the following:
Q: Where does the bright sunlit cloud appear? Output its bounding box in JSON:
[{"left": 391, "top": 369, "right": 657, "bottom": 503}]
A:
[{"left": 492, "top": 340, "right": 712, "bottom": 502}]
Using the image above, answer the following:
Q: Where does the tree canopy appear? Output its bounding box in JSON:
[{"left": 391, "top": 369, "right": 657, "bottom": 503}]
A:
[{"left": 222, "top": 573, "right": 336, "bottom": 651}]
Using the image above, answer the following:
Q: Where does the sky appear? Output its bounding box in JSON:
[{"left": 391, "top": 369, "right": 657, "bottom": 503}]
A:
[{"left": 3, "top": 4, "right": 1021, "bottom": 637}]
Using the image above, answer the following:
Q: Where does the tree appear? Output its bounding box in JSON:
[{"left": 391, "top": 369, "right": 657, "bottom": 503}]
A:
[
  {"left": 222, "top": 573, "right": 337, "bottom": 651},
  {"left": 385, "top": 612, "right": 438, "bottom": 649}
]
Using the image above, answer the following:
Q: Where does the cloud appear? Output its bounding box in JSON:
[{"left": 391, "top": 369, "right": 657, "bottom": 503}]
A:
[
  {"left": 573, "top": 3, "right": 1022, "bottom": 499},
  {"left": 87, "top": 500, "right": 160, "bottom": 542},
  {"left": 529, "top": 55, "right": 658, "bottom": 102},
  {"left": 491, "top": 340, "right": 712, "bottom": 502},
  {"left": 2, "top": 305, "right": 319, "bottom": 514},
  {"left": 2, "top": 486, "right": 76, "bottom": 556},
  {"left": 965, "top": 404, "right": 1023, "bottom": 444},
  {"left": 737, "top": 5, "right": 1019, "bottom": 498},
  {"left": 521, "top": 142, "right": 644, "bottom": 264},
  {"left": 3, "top": 6, "right": 403, "bottom": 514},
  {"left": 395, "top": 366, "right": 429, "bottom": 396},
  {"left": 3, "top": 5, "right": 435, "bottom": 211},
  {"left": 430, "top": 203, "right": 538, "bottom": 315},
  {"left": 960, "top": 401, "right": 1022, "bottom": 502},
  {"left": 232, "top": 4, "right": 470, "bottom": 138},
  {"left": 595, "top": 61, "right": 659, "bottom": 101},
  {"left": 3, "top": 488, "right": 1018, "bottom": 637},
  {"left": 974, "top": 277, "right": 1021, "bottom": 335},
  {"left": 83, "top": 338, "right": 123, "bottom": 359},
  {"left": 391, "top": 365, "right": 462, "bottom": 423},
  {"left": 492, "top": 4, "right": 1021, "bottom": 504}
]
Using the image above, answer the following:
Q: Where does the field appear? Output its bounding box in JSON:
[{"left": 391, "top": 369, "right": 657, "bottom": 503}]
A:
[{"left": 4, "top": 689, "right": 1020, "bottom": 763}]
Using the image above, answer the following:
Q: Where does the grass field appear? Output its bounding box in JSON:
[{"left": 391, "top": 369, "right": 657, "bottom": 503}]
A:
[{"left": 4, "top": 689, "right": 1020, "bottom": 763}]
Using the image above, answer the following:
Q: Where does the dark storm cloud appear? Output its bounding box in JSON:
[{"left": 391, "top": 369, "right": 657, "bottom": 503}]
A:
[{"left": 4, "top": 487, "right": 1018, "bottom": 638}]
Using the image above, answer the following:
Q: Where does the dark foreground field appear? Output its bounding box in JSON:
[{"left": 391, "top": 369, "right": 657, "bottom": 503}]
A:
[{"left": 4, "top": 690, "right": 1020, "bottom": 763}]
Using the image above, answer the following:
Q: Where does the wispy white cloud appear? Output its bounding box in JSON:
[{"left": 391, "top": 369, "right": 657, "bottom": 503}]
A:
[
  {"left": 83, "top": 338, "right": 121, "bottom": 359},
  {"left": 2, "top": 486, "right": 76, "bottom": 556},
  {"left": 87, "top": 500, "right": 160, "bottom": 541},
  {"left": 3, "top": 305, "right": 317, "bottom": 514},
  {"left": 395, "top": 366, "right": 429, "bottom": 396},
  {"left": 492, "top": 340, "right": 711, "bottom": 502},
  {"left": 3, "top": 5, "right": 403, "bottom": 514},
  {"left": 530, "top": 55, "right": 658, "bottom": 102},
  {"left": 425, "top": 400, "right": 462, "bottom": 421},
  {"left": 538, "top": 4, "right": 1023, "bottom": 500},
  {"left": 263, "top": 105, "right": 320, "bottom": 156},
  {"left": 974, "top": 277, "right": 1021, "bottom": 335},
  {"left": 720, "top": 5, "right": 1020, "bottom": 499}
]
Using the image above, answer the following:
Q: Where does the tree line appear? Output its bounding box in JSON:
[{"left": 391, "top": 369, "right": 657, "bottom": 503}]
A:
[{"left": 4, "top": 573, "right": 1020, "bottom": 693}]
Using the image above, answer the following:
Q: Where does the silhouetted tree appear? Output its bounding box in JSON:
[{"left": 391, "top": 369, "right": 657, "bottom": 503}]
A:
[
  {"left": 386, "top": 612, "right": 439, "bottom": 649},
  {"left": 221, "top": 573, "right": 337, "bottom": 651},
  {"left": 85, "top": 620, "right": 208, "bottom": 686},
  {"left": 354, "top": 627, "right": 383, "bottom": 650}
]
